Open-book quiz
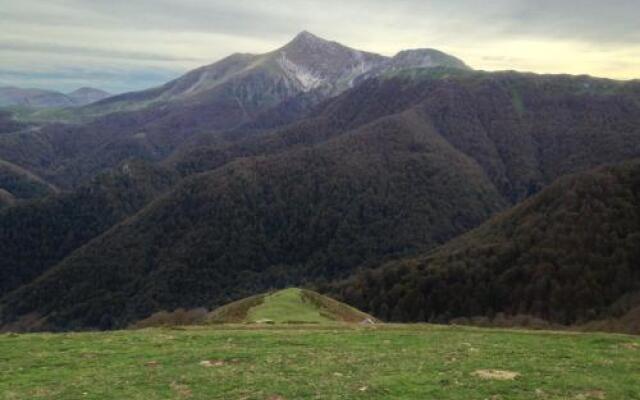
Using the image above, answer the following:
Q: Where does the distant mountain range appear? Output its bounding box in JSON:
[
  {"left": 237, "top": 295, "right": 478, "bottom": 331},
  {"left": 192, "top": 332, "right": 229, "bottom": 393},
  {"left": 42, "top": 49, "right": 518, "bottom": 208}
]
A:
[
  {"left": 0, "top": 86, "right": 111, "bottom": 108},
  {"left": 0, "top": 32, "right": 639, "bottom": 333}
]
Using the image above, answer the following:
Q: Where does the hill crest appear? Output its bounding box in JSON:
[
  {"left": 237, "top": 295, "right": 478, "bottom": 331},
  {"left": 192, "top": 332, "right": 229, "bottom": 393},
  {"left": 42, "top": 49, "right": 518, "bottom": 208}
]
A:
[{"left": 209, "top": 288, "right": 375, "bottom": 324}]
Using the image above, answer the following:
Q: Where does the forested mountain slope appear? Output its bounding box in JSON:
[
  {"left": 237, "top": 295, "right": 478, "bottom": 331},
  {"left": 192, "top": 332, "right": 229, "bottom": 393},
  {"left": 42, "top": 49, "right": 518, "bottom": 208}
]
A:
[
  {"left": 0, "top": 160, "right": 176, "bottom": 297},
  {"left": 171, "top": 70, "right": 640, "bottom": 203},
  {"left": 0, "top": 158, "right": 58, "bottom": 207},
  {"left": 329, "top": 160, "right": 640, "bottom": 327},
  {"left": 0, "top": 110, "right": 506, "bottom": 330}
]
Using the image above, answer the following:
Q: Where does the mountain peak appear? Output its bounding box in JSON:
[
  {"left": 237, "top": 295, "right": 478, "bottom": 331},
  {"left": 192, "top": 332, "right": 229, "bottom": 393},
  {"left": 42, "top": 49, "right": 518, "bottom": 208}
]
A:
[
  {"left": 283, "top": 30, "right": 337, "bottom": 51},
  {"left": 67, "top": 87, "right": 111, "bottom": 105},
  {"left": 291, "top": 30, "right": 325, "bottom": 43},
  {"left": 275, "top": 31, "right": 386, "bottom": 93},
  {"left": 390, "top": 48, "right": 471, "bottom": 70}
]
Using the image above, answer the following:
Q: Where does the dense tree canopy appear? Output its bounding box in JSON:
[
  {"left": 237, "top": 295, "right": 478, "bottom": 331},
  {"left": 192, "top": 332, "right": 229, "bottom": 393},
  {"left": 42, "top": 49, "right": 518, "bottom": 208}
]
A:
[
  {"left": 329, "top": 161, "right": 640, "bottom": 326},
  {"left": 0, "top": 112, "right": 505, "bottom": 330},
  {"left": 0, "top": 160, "right": 176, "bottom": 297}
]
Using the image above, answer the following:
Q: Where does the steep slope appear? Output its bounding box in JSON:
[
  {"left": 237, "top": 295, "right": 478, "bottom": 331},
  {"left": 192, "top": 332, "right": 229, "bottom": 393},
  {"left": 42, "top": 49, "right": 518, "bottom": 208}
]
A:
[
  {"left": 0, "top": 189, "right": 15, "bottom": 209},
  {"left": 207, "top": 288, "right": 374, "bottom": 324},
  {"left": 172, "top": 70, "right": 640, "bottom": 204},
  {"left": 0, "top": 110, "right": 506, "bottom": 330},
  {"left": 330, "top": 160, "right": 640, "bottom": 327},
  {"left": 88, "top": 31, "right": 458, "bottom": 116},
  {"left": 0, "top": 158, "right": 58, "bottom": 205},
  {"left": 80, "top": 31, "right": 388, "bottom": 121},
  {"left": 0, "top": 160, "right": 177, "bottom": 297}
]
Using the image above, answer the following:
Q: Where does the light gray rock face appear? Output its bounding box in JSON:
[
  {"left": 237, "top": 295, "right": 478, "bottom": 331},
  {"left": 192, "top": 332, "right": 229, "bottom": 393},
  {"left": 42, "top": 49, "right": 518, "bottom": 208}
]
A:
[{"left": 274, "top": 31, "right": 388, "bottom": 95}]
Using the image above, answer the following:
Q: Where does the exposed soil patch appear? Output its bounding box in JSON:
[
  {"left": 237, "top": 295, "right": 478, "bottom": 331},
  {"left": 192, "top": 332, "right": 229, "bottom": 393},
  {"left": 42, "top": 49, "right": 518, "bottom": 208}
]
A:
[
  {"left": 472, "top": 369, "right": 520, "bottom": 380},
  {"left": 170, "top": 382, "right": 192, "bottom": 398},
  {"left": 575, "top": 389, "right": 606, "bottom": 399},
  {"left": 199, "top": 359, "right": 240, "bottom": 367}
]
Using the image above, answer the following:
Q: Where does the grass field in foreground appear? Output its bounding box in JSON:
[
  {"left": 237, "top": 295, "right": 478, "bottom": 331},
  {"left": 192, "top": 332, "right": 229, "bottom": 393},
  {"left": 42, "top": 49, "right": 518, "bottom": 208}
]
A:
[{"left": 1, "top": 324, "right": 639, "bottom": 399}]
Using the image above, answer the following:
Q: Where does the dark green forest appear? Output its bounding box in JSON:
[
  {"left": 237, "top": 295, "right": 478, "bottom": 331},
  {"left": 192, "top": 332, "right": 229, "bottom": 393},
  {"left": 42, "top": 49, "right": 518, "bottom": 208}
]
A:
[
  {"left": 0, "top": 160, "right": 176, "bottom": 297},
  {"left": 328, "top": 161, "right": 640, "bottom": 327},
  {"left": 0, "top": 112, "right": 506, "bottom": 330},
  {"left": 0, "top": 160, "right": 56, "bottom": 207}
]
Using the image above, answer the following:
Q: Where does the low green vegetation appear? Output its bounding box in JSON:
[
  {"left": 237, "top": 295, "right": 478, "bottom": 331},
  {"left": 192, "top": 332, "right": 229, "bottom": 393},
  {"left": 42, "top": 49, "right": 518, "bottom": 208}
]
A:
[
  {"left": 246, "top": 288, "right": 333, "bottom": 323},
  {"left": 1, "top": 324, "right": 638, "bottom": 399},
  {"left": 133, "top": 288, "right": 361, "bottom": 328}
]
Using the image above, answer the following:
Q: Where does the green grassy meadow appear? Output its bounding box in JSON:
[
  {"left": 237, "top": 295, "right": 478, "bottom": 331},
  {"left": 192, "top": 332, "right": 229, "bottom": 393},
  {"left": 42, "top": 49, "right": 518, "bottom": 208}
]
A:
[
  {"left": 246, "top": 289, "right": 333, "bottom": 324},
  {"left": 1, "top": 325, "right": 639, "bottom": 399}
]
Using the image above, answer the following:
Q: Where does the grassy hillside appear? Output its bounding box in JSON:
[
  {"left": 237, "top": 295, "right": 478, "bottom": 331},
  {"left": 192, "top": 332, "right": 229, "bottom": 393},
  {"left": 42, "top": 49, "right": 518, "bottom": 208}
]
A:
[
  {"left": 330, "top": 160, "right": 640, "bottom": 328},
  {"left": 247, "top": 289, "right": 335, "bottom": 324},
  {"left": 0, "top": 325, "right": 638, "bottom": 399}
]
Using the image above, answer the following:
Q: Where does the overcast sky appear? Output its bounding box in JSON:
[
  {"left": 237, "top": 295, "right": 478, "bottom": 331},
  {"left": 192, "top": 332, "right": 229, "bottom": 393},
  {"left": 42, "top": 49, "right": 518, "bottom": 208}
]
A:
[{"left": 1, "top": 0, "right": 638, "bottom": 93}]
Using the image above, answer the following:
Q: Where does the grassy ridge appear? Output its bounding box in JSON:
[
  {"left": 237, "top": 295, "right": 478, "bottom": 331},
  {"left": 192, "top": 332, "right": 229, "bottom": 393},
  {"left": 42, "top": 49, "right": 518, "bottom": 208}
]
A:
[
  {"left": 246, "top": 289, "right": 333, "bottom": 324},
  {"left": 207, "top": 289, "right": 374, "bottom": 325},
  {"left": 208, "top": 294, "right": 267, "bottom": 324},
  {"left": 1, "top": 325, "right": 638, "bottom": 399}
]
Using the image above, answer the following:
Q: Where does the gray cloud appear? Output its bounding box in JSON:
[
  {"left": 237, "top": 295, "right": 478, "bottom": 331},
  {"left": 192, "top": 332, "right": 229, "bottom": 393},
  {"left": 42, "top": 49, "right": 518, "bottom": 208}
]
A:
[
  {"left": 504, "top": 0, "right": 640, "bottom": 44},
  {"left": 0, "top": 40, "right": 207, "bottom": 63},
  {"left": 1, "top": 0, "right": 638, "bottom": 92}
]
